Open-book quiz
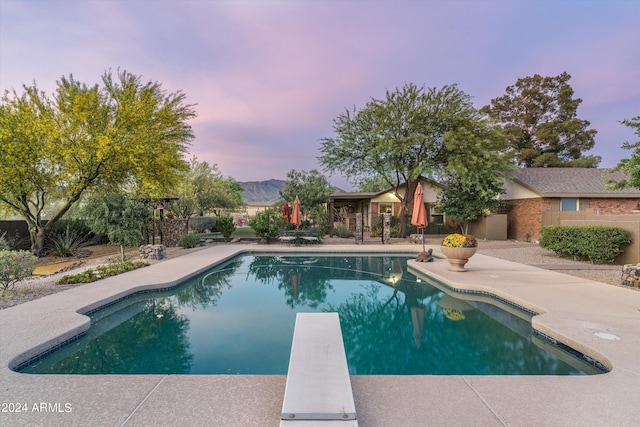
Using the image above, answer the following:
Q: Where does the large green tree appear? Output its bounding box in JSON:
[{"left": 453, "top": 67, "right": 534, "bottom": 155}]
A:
[
  {"left": 168, "top": 157, "right": 244, "bottom": 231},
  {"left": 609, "top": 116, "right": 640, "bottom": 190},
  {"left": 435, "top": 122, "right": 513, "bottom": 233},
  {"left": 0, "top": 70, "right": 195, "bottom": 255},
  {"left": 481, "top": 72, "right": 599, "bottom": 168},
  {"left": 279, "top": 169, "right": 334, "bottom": 224},
  {"left": 319, "top": 83, "right": 509, "bottom": 237},
  {"left": 82, "top": 193, "right": 151, "bottom": 261}
]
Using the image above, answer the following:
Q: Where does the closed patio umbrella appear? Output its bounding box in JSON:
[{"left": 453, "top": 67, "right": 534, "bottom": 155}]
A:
[
  {"left": 411, "top": 184, "right": 428, "bottom": 255},
  {"left": 283, "top": 202, "right": 291, "bottom": 223},
  {"left": 290, "top": 196, "right": 302, "bottom": 227}
]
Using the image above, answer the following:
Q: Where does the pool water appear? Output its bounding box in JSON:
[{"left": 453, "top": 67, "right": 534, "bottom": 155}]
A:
[{"left": 20, "top": 254, "right": 598, "bottom": 375}]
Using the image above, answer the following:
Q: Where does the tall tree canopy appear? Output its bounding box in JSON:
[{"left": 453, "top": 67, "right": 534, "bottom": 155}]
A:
[
  {"left": 319, "top": 83, "right": 510, "bottom": 237},
  {"left": 0, "top": 70, "right": 196, "bottom": 255},
  {"left": 279, "top": 169, "right": 334, "bottom": 223},
  {"left": 168, "top": 156, "right": 244, "bottom": 229},
  {"left": 481, "top": 72, "right": 599, "bottom": 168},
  {"left": 609, "top": 116, "right": 640, "bottom": 190},
  {"left": 436, "top": 122, "right": 513, "bottom": 233}
]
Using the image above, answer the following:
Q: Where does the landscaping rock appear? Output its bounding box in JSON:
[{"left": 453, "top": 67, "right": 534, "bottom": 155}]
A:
[
  {"left": 410, "top": 234, "right": 425, "bottom": 244},
  {"left": 139, "top": 244, "right": 166, "bottom": 260},
  {"left": 621, "top": 263, "right": 640, "bottom": 288}
]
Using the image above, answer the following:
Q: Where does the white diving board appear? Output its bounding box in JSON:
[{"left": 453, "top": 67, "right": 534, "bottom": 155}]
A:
[{"left": 280, "top": 313, "right": 358, "bottom": 426}]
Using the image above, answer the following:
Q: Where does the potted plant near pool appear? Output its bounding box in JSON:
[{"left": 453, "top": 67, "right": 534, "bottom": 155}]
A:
[{"left": 440, "top": 233, "right": 478, "bottom": 272}]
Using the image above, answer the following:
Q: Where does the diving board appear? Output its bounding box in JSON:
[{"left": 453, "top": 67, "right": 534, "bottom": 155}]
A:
[{"left": 280, "top": 313, "right": 358, "bottom": 426}]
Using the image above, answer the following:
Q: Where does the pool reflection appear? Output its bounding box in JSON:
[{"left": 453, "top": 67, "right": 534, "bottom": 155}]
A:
[{"left": 20, "top": 255, "right": 597, "bottom": 376}]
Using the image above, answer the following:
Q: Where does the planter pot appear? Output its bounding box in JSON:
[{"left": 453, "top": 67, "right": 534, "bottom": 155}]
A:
[{"left": 439, "top": 246, "right": 477, "bottom": 272}]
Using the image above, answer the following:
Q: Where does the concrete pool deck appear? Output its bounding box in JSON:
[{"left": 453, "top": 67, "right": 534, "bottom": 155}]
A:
[{"left": 1, "top": 243, "right": 639, "bottom": 426}]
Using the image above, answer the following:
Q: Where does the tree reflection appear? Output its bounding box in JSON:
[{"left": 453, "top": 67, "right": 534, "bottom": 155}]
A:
[
  {"left": 172, "top": 258, "right": 243, "bottom": 309},
  {"left": 248, "top": 256, "right": 332, "bottom": 308},
  {"left": 36, "top": 298, "right": 193, "bottom": 374},
  {"left": 329, "top": 280, "right": 585, "bottom": 375}
]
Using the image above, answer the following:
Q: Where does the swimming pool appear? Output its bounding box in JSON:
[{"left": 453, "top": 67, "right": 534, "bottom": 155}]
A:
[{"left": 19, "top": 254, "right": 602, "bottom": 375}]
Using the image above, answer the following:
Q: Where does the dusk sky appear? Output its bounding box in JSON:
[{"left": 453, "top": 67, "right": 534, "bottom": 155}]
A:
[{"left": 1, "top": 0, "right": 639, "bottom": 190}]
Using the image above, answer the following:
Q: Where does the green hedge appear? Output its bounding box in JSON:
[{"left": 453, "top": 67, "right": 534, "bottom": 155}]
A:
[{"left": 539, "top": 226, "right": 631, "bottom": 263}]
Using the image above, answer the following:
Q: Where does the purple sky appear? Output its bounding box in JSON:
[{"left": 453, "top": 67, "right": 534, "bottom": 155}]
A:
[{"left": 1, "top": 0, "right": 639, "bottom": 190}]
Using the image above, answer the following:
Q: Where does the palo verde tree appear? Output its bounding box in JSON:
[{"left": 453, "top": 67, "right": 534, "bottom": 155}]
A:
[
  {"left": 0, "top": 70, "right": 195, "bottom": 255},
  {"left": 608, "top": 116, "right": 640, "bottom": 190},
  {"left": 481, "top": 72, "right": 599, "bottom": 168},
  {"left": 168, "top": 156, "right": 244, "bottom": 232},
  {"left": 320, "top": 83, "right": 504, "bottom": 237}
]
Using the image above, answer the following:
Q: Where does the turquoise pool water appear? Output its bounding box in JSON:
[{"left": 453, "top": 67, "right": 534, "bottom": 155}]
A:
[{"left": 20, "top": 254, "right": 600, "bottom": 375}]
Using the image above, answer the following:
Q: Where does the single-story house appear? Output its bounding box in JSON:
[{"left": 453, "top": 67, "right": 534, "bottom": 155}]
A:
[
  {"left": 328, "top": 177, "right": 447, "bottom": 232},
  {"left": 502, "top": 168, "right": 640, "bottom": 242},
  {"left": 329, "top": 168, "right": 640, "bottom": 243}
]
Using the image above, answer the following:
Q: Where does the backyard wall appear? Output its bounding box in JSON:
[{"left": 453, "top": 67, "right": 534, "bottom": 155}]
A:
[
  {"left": 469, "top": 214, "right": 508, "bottom": 240},
  {"left": 560, "top": 216, "right": 640, "bottom": 265},
  {"left": 0, "top": 220, "right": 30, "bottom": 241}
]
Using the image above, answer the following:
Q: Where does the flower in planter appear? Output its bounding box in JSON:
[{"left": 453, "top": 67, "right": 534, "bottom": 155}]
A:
[{"left": 441, "top": 233, "right": 478, "bottom": 248}]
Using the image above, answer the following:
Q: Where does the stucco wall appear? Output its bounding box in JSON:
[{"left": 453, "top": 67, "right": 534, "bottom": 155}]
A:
[
  {"left": 469, "top": 214, "right": 508, "bottom": 240},
  {"left": 562, "top": 218, "right": 640, "bottom": 264}
]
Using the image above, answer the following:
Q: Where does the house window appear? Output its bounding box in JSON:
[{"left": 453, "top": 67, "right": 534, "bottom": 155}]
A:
[
  {"left": 560, "top": 198, "right": 578, "bottom": 211},
  {"left": 379, "top": 203, "right": 393, "bottom": 214},
  {"left": 430, "top": 205, "right": 444, "bottom": 224}
]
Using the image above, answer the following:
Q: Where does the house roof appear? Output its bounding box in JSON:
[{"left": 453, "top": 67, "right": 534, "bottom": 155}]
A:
[
  {"left": 510, "top": 168, "right": 640, "bottom": 198},
  {"left": 330, "top": 176, "right": 446, "bottom": 201}
]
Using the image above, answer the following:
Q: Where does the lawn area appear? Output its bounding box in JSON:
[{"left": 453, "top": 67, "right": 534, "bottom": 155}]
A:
[
  {"left": 232, "top": 226, "right": 256, "bottom": 238},
  {"left": 198, "top": 226, "right": 257, "bottom": 240}
]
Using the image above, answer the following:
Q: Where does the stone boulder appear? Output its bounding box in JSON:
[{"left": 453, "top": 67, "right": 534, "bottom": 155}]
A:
[
  {"left": 139, "top": 244, "right": 166, "bottom": 260},
  {"left": 621, "top": 263, "right": 640, "bottom": 288}
]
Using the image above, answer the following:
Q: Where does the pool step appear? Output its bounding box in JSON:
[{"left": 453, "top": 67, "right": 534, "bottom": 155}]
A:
[{"left": 280, "top": 313, "right": 358, "bottom": 426}]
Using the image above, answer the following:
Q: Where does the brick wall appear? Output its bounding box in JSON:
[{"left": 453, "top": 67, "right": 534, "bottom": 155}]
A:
[
  {"left": 507, "top": 198, "right": 550, "bottom": 241},
  {"left": 589, "top": 198, "right": 640, "bottom": 215}
]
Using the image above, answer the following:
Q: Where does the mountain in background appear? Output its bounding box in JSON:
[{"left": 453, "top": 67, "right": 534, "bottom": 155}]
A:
[{"left": 239, "top": 179, "right": 286, "bottom": 203}]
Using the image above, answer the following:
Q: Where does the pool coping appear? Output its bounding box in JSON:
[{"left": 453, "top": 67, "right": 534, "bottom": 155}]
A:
[{"left": 1, "top": 243, "right": 639, "bottom": 426}]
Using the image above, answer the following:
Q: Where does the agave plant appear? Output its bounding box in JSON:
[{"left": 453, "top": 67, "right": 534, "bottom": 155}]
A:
[{"left": 45, "top": 226, "right": 92, "bottom": 258}]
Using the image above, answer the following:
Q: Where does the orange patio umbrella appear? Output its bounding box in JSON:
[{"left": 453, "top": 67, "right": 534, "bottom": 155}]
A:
[
  {"left": 411, "top": 184, "right": 428, "bottom": 254},
  {"left": 282, "top": 202, "right": 291, "bottom": 223},
  {"left": 290, "top": 196, "right": 302, "bottom": 227}
]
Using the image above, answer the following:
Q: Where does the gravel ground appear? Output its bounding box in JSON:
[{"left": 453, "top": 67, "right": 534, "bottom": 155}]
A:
[
  {"left": 1, "top": 239, "right": 634, "bottom": 310},
  {"left": 0, "top": 244, "right": 211, "bottom": 310}
]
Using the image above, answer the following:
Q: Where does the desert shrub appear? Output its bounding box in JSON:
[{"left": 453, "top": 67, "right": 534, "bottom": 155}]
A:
[
  {"left": 216, "top": 216, "right": 236, "bottom": 241},
  {"left": 0, "top": 232, "right": 29, "bottom": 251},
  {"left": 178, "top": 233, "right": 201, "bottom": 248},
  {"left": 57, "top": 260, "right": 149, "bottom": 284},
  {"left": 332, "top": 226, "right": 354, "bottom": 238},
  {"left": 190, "top": 216, "right": 216, "bottom": 233},
  {"left": 45, "top": 226, "right": 92, "bottom": 257},
  {"left": 249, "top": 209, "right": 281, "bottom": 242},
  {"left": 0, "top": 250, "right": 37, "bottom": 294},
  {"left": 540, "top": 226, "right": 631, "bottom": 263},
  {"left": 0, "top": 232, "right": 10, "bottom": 251}
]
